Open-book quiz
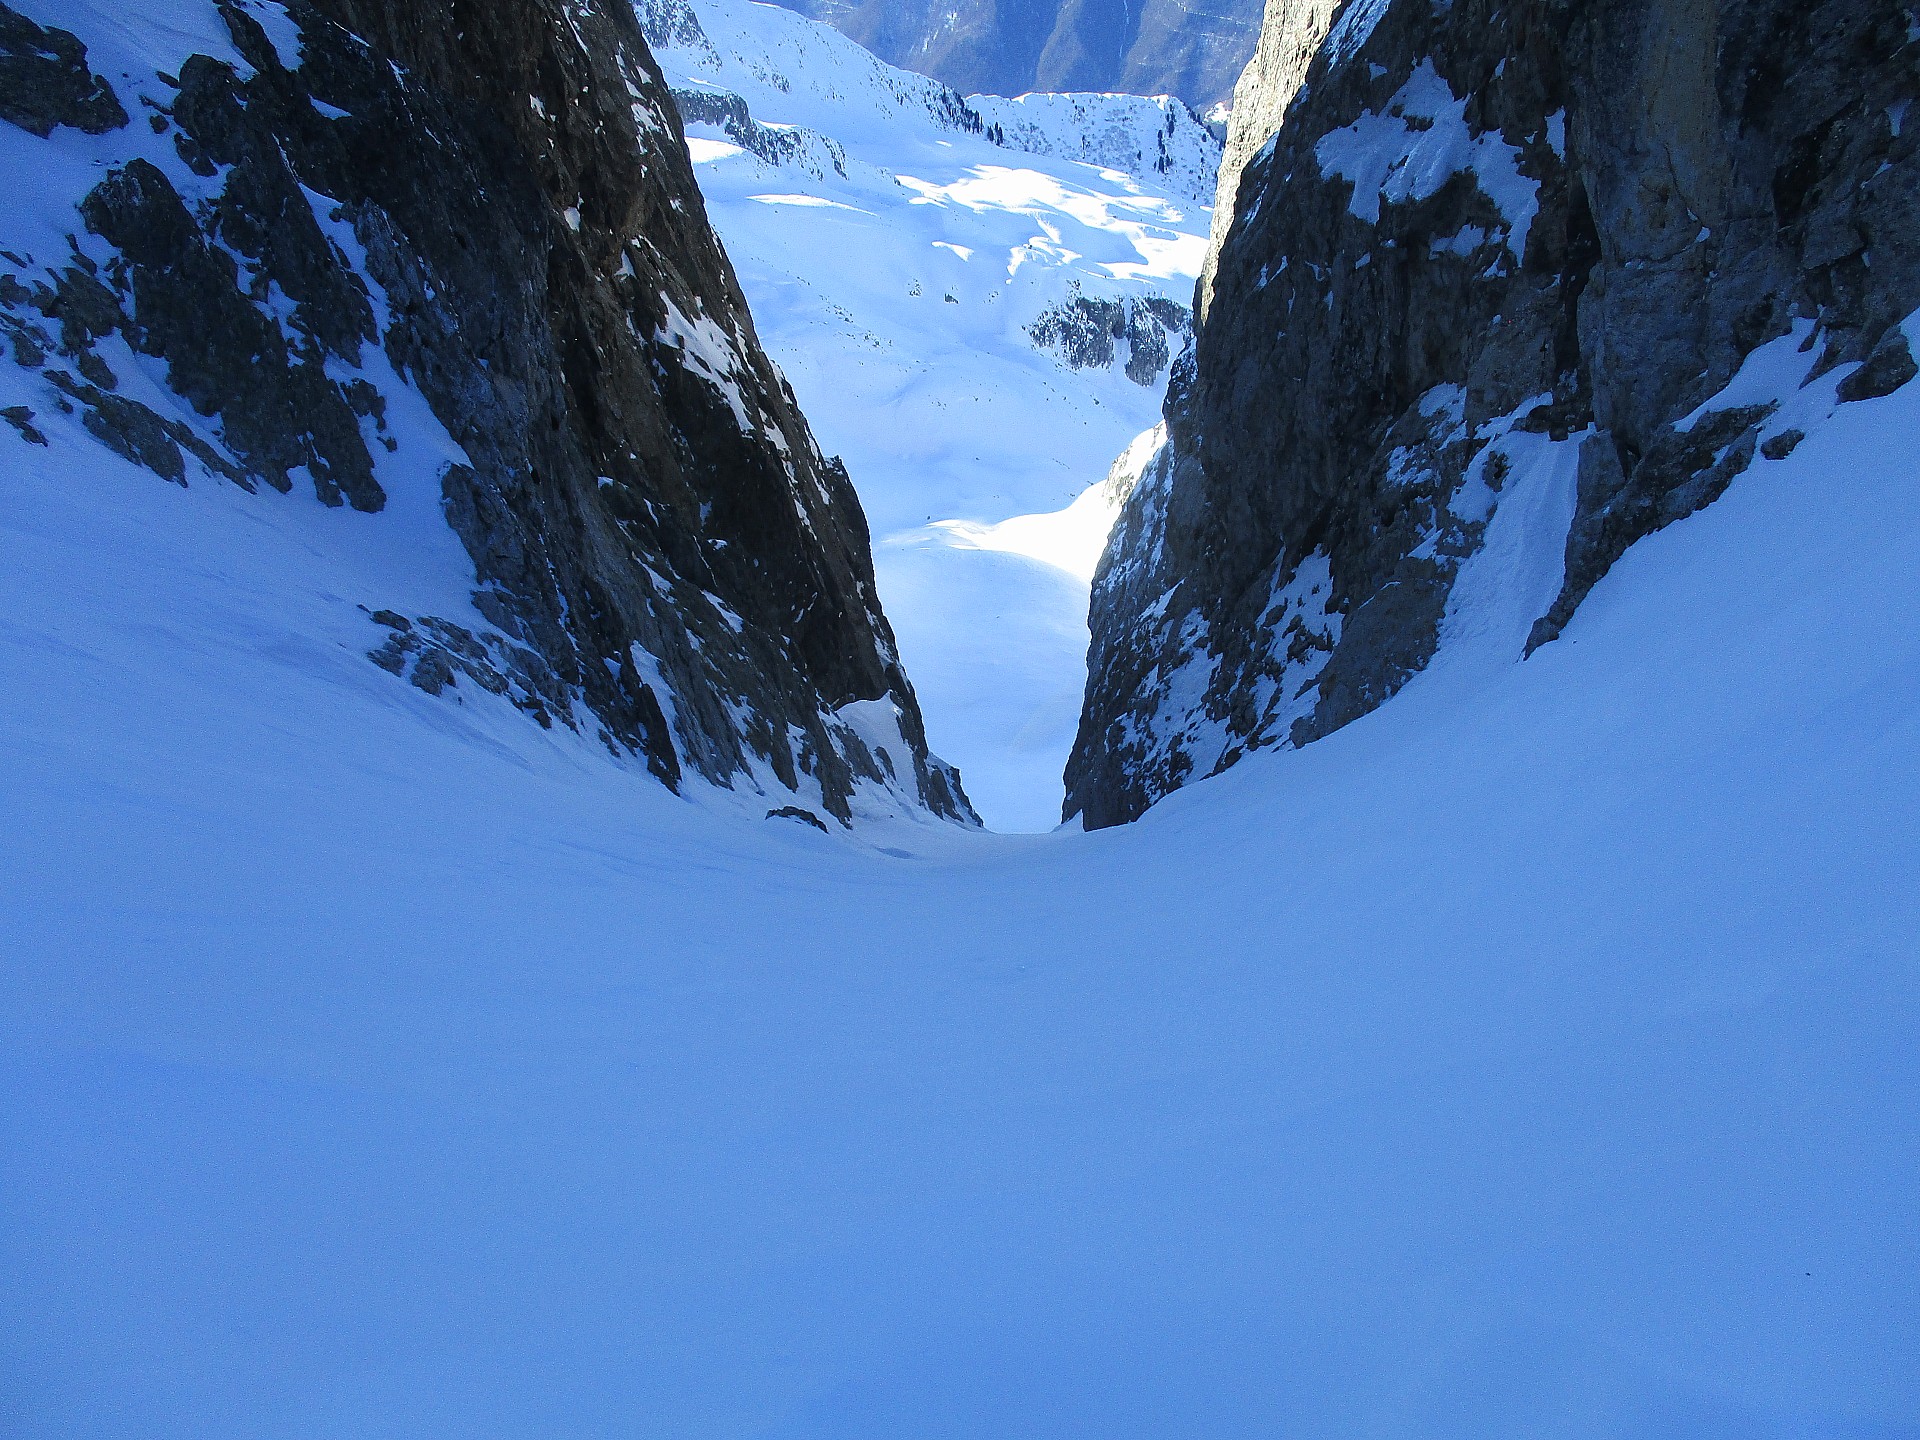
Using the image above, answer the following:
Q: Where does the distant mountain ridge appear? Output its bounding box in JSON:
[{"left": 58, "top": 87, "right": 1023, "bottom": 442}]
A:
[{"left": 764, "top": 0, "right": 1266, "bottom": 109}]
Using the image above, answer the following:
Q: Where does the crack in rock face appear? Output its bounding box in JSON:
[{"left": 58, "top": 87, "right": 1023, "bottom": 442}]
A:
[{"left": 1070, "top": 0, "right": 1920, "bottom": 830}]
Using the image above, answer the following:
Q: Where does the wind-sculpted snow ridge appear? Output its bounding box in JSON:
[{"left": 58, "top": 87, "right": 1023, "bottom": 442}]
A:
[
  {"left": 1069, "top": 0, "right": 1920, "bottom": 829},
  {"left": 0, "top": 0, "right": 974, "bottom": 827},
  {"left": 641, "top": 0, "right": 1214, "bottom": 830}
]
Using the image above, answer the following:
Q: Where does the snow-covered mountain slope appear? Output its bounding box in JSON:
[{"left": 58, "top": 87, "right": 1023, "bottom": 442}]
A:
[
  {"left": 6, "top": 253, "right": 1917, "bottom": 1436},
  {"left": 641, "top": 0, "right": 1216, "bottom": 830},
  {"left": 0, "top": 0, "right": 971, "bottom": 825},
  {"left": 970, "top": 90, "right": 1222, "bottom": 209}
]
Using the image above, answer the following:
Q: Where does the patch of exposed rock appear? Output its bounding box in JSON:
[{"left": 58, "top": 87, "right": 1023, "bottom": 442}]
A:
[
  {"left": 1029, "top": 289, "right": 1194, "bottom": 387},
  {"left": 0, "top": 4, "right": 129, "bottom": 137},
  {"left": 668, "top": 85, "right": 850, "bottom": 177}
]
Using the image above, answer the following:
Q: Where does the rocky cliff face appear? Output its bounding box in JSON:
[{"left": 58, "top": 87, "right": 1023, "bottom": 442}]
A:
[
  {"left": 766, "top": 0, "right": 1266, "bottom": 109},
  {"left": 1198, "top": 0, "right": 1341, "bottom": 320},
  {"left": 1069, "top": 0, "right": 1920, "bottom": 828},
  {"left": 0, "top": 0, "right": 974, "bottom": 826}
]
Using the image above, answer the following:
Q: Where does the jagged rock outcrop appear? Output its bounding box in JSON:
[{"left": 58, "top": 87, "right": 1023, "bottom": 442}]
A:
[
  {"left": 0, "top": 4, "right": 129, "bottom": 137},
  {"left": 668, "top": 85, "right": 852, "bottom": 178},
  {"left": 1069, "top": 0, "right": 1920, "bottom": 828},
  {"left": 0, "top": 0, "right": 974, "bottom": 825},
  {"left": 1029, "top": 289, "right": 1194, "bottom": 387}
]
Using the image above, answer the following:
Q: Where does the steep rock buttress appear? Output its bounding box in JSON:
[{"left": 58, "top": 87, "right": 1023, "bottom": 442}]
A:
[
  {"left": 1069, "top": 0, "right": 1920, "bottom": 828},
  {"left": 0, "top": 0, "right": 974, "bottom": 825}
]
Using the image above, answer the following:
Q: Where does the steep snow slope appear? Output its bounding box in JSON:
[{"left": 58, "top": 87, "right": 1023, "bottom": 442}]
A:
[
  {"left": 642, "top": 0, "right": 1215, "bottom": 829},
  {"left": 5, "top": 262, "right": 1917, "bottom": 1437}
]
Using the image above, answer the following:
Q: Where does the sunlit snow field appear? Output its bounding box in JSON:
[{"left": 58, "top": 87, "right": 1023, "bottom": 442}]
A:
[{"left": 649, "top": 0, "right": 1212, "bottom": 830}]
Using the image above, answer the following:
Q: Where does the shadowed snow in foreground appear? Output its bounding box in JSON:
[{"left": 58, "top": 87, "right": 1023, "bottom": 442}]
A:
[{"left": 4, "top": 307, "right": 1917, "bottom": 1435}]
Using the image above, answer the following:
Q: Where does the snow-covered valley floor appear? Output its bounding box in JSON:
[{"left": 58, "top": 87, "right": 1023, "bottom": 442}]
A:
[
  {"left": 646, "top": 0, "right": 1215, "bottom": 830},
  {"left": 5, "top": 282, "right": 1917, "bottom": 1434}
]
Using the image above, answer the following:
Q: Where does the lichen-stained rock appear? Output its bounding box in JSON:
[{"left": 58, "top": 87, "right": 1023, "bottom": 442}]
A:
[
  {"left": 0, "top": 0, "right": 974, "bottom": 826},
  {"left": 1069, "top": 0, "right": 1920, "bottom": 829}
]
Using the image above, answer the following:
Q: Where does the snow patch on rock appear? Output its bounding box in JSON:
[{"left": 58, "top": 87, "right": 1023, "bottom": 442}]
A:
[{"left": 1315, "top": 60, "right": 1539, "bottom": 258}]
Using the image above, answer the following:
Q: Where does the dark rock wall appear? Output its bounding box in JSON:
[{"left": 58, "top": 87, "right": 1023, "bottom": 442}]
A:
[
  {"left": 0, "top": 0, "right": 974, "bottom": 825},
  {"left": 1069, "top": 0, "right": 1920, "bottom": 828},
  {"left": 1198, "top": 0, "right": 1341, "bottom": 319}
]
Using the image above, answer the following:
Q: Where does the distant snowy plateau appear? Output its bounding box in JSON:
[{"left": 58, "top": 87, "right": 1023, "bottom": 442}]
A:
[{"left": 642, "top": 0, "right": 1221, "bottom": 829}]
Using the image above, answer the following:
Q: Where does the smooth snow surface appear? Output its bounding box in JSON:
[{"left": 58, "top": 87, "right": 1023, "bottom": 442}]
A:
[
  {"left": 650, "top": 0, "right": 1213, "bottom": 830},
  {"left": 7, "top": 281, "right": 1920, "bottom": 1433}
]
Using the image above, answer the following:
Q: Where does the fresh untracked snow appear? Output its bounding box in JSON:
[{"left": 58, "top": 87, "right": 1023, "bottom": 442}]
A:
[
  {"left": 648, "top": 0, "right": 1214, "bottom": 830},
  {"left": 5, "top": 303, "right": 1918, "bottom": 1437},
  {"left": 3, "top": 1, "right": 1917, "bottom": 1434}
]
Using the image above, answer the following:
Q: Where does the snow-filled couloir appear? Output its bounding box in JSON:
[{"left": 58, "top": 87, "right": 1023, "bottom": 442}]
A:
[
  {"left": 639, "top": 0, "right": 1219, "bottom": 830},
  {"left": 7, "top": 236, "right": 1918, "bottom": 1439},
  {"left": 2, "top": 0, "right": 1916, "bottom": 1436}
]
